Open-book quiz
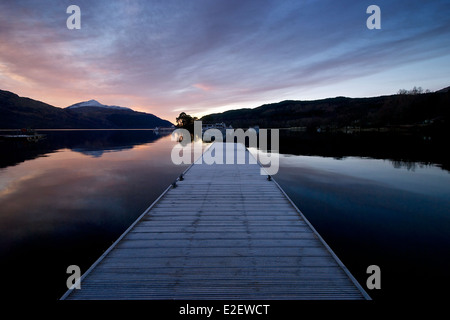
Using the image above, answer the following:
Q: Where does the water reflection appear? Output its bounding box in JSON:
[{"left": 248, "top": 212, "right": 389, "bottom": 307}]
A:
[
  {"left": 256, "top": 150, "right": 450, "bottom": 301},
  {"left": 390, "top": 160, "right": 425, "bottom": 171},
  {"left": 0, "top": 129, "right": 168, "bottom": 168},
  {"left": 1, "top": 129, "right": 449, "bottom": 302},
  {"left": 276, "top": 130, "right": 450, "bottom": 172},
  {"left": 0, "top": 132, "right": 188, "bottom": 300}
]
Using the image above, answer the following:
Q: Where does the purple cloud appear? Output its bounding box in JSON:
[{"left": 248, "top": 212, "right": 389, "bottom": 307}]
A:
[{"left": 1, "top": 0, "right": 449, "bottom": 122}]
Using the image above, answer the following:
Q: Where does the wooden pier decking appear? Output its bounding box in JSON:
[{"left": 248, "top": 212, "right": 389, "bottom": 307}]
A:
[{"left": 61, "top": 142, "right": 370, "bottom": 300}]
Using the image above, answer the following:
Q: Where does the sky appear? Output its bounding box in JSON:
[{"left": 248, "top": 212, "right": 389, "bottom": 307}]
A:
[{"left": 1, "top": 0, "right": 450, "bottom": 123}]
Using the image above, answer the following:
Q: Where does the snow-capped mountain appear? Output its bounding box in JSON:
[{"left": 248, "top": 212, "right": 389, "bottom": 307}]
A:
[
  {"left": 0, "top": 89, "right": 174, "bottom": 129},
  {"left": 67, "top": 99, "right": 132, "bottom": 111}
]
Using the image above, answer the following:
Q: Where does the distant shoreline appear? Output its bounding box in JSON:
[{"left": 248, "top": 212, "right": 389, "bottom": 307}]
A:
[
  {"left": 0, "top": 128, "right": 159, "bottom": 131},
  {"left": 0, "top": 125, "right": 441, "bottom": 133}
]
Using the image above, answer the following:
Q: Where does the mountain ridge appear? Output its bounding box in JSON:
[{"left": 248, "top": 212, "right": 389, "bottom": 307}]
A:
[
  {"left": 0, "top": 90, "right": 172, "bottom": 129},
  {"left": 201, "top": 86, "right": 450, "bottom": 131},
  {"left": 67, "top": 99, "right": 132, "bottom": 111}
]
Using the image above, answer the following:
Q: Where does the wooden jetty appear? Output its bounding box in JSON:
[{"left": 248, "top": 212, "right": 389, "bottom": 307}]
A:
[{"left": 61, "top": 142, "right": 370, "bottom": 300}]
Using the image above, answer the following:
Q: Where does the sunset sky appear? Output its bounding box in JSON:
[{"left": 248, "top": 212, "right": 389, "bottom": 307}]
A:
[{"left": 1, "top": 0, "right": 449, "bottom": 123}]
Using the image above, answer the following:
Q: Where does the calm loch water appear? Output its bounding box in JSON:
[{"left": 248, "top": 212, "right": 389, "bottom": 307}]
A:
[{"left": 0, "top": 130, "right": 449, "bottom": 301}]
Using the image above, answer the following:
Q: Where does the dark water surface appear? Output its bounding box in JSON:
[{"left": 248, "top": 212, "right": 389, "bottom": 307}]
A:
[
  {"left": 0, "top": 130, "right": 191, "bottom": 300},
  {"left": 0, "top": 129, "right": 449, "bottom": 302}
]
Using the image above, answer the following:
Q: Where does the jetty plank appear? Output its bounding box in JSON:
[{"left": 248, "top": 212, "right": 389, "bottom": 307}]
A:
[{"left": 61, "top": 143, "right": 370, "bottom": 300}]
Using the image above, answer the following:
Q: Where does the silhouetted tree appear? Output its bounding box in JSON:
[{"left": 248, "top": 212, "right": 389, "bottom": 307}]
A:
[
  {"left": 175, "top": 112, "right": 198, "bottom": 132},
  {"left": 398, "top": 86, "right": 429, "bottom": 95},
  {"left": 176, "top": 112, "right": 193, "bottom": 128}
]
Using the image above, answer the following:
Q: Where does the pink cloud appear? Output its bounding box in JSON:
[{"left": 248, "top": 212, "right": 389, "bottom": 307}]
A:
[
  {"left": 193, "top": 83, "right": 213, "bottom": 92},
  {"left": 1, "top": 0, "right": 449, "bottom": 125}
]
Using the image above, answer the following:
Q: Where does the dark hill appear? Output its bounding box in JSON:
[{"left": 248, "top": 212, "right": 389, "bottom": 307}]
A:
[
  {"left": 0, "top": 90, "right": 172, "bottom": 129},
  {"left": 201, "top": 88, "right": 450, "bottom": 131}
]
